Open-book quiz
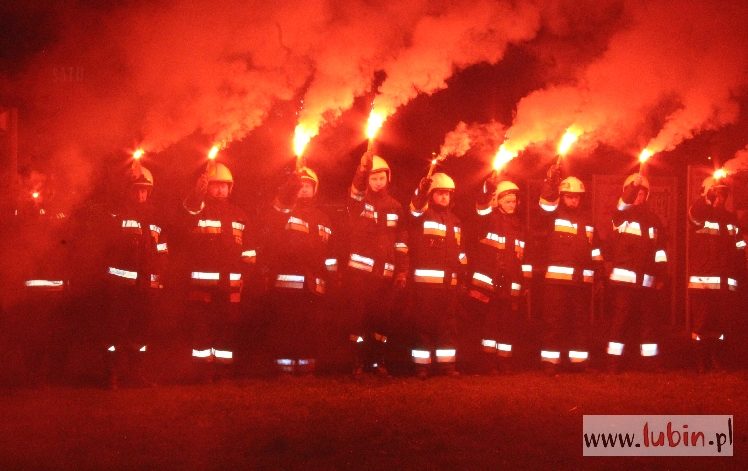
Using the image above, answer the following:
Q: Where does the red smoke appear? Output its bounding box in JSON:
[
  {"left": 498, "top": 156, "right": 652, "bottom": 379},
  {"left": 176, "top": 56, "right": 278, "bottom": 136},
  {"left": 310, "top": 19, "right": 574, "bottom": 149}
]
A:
[
  {"left": 2, "top": 0, "right": 747, "bottom": 203},
  {"left": 501, "top": 0, "right": 748, "bottom": 160}
]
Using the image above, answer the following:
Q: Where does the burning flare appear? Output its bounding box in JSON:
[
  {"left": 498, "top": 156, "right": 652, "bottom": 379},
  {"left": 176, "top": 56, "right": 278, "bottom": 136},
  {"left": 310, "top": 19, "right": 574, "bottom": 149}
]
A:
[
  {"left": 426, "top": 153, "right": 445, "bottom": 178},
  {"left": 492, "top": 144, "right": 517, "bottom": 173},
  {"left": 365, "top": 109, "right": 386, "bottom": 141},
  {"left": 713, "top": 168, "right": 728, "bottom": 180},
  {"left": 131, "top": 148, "right": 144, "bottom": 173},
  {"left": 638, "top": 148, "right": 653, "bottom": 164},
  {"left": 557, "top": 127, "right": 582, "bottom": 157},
  {"left": 208, "top": 145, "right": 220, "bottom": 160},
  {"left": 32, "top": 191, "right": 40, "bottom": 199},
  {"left": 293, "top": 124, "right": 313, "bottom": 158}
]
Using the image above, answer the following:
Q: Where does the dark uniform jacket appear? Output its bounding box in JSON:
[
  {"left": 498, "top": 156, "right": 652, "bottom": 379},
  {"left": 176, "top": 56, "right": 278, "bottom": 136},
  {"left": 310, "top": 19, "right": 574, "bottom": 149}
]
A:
[
  {"left": 469, "top": 191, "right": 527, "bottom": 301},
  {"left": 346, "top": 168, "right": 408, "bottom": 281},
  {"left": 5, "top": 204, "right": 71, "bottom": 297},
  {"left": 687, "top": 198, "right": 745, "bottom": 291},
  {"left": 408, "top": 197, "right": 466, "bottom": 288},
  {"left": 183, "top": 198, "right": 257, "bottom": 301},
  {"left": 537, "top": 180, "right": 602, "bottom": 286},
  {"left": 263, "top": 197, "right": 336, "bottom": 295},
  {"left": 609, "top": 188, "right": 667, "bottom": 289},
  {"left": 106, "top": 201, "right": 167, "bottom": 291}
]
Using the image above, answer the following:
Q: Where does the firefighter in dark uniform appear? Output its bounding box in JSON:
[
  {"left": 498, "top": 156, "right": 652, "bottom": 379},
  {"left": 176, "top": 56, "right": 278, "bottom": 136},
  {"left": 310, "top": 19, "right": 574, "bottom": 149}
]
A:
[
  {"left": 687, "top": 175, "right": 745, "bottom": 371},
  {"left": 263, "top": 166, "right": 336, "bottom": 375},
  {"left": 537, "top": 164, "right": 602, "bottom": 372},
  {"left": 408, "top": 172, "right": 466, "bottom": 377},
  {"left": 344, "top": 151, "right": 408, "bottom": 376},
  {"left": 183, "top": 162, "right": 257, "bottom": 380},
  {"left": 468, "top": 177, "right": 530, "bottom": 372},
  {"left": 4, "top": 169, "right": 71, "bottom": 385},
  {"left": 605, "top": 173, "right": 668, "bottom": 371},
  {"left": 102, "top": 165, "right": 167, "bottom": 388}
]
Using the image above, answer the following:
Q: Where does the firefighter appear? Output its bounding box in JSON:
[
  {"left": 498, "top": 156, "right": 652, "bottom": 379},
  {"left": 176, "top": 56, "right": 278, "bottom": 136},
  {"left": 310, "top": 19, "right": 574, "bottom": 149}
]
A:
[
  {"left": 3, "top": 169, "right": 71, "bottom": 386},
  {"left": 468, "top": 176, "right": 529, "bottom": 372},
  {"left": 102, "top": 165, "right": 167, "bottom": 388},
  {"left": 605, "top": 174, "right": 668, "bottom": 372},
  {"left": 263, "top": 166, "right": 336, "bottom": 375},
  {"left": 537, "top": 164, "right": 602, "bottom": 373},
  {"left": 687, "top": 175, "right": 745, "bottom": 372},
  {"left": 344, "top": 151, "right": 408, "bottom": 376},
  {"left": 182, "top": 162, "right": 257, "bottom": 381},
  {"left": 408, "top": 172, "right": 466, "bottom": 377}
]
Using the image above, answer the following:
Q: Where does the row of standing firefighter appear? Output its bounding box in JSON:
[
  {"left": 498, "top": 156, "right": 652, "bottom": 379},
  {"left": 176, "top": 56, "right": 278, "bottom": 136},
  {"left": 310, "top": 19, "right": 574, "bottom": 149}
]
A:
[{"left": 0, "top": 152, "right": 744, "bottom": 387}]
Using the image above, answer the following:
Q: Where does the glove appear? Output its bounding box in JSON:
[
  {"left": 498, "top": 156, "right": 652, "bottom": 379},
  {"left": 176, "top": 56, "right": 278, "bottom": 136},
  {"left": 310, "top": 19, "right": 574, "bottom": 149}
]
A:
[
  {"left": 546, "top": 163, "right": 562, "bottom": 182},
  {"left": 360, "top": 150, "right": 374, "bottom": 171},
  {"left": 621, "top": 180, "right": 640, "bottom": 205},
  {"left": 195, "top": 173, "right": 209, "bottom": 196},
  {"left": 418, "top": 177, "right": 432, "bottom": 195},
  {"left": 485, "top": 174, "right": 500, "bottom": 194}
]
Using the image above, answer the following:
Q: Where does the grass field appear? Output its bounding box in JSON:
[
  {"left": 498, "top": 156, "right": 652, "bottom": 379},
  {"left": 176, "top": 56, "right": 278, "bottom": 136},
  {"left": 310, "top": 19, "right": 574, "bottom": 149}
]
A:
[{"left": 0, "top": 371, "right": 745, "bottom": 470}]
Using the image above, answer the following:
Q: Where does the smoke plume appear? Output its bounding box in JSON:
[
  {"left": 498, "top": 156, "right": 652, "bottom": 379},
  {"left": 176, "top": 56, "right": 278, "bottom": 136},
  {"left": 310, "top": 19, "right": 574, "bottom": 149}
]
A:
[{"left": 502, "top": 0, "right": 748, "bottom": 159}]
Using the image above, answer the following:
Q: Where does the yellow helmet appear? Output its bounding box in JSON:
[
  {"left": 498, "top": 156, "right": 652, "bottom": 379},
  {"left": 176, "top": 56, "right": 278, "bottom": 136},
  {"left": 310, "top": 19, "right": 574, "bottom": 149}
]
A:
[
  {"left": 299, "top": 166, "right": 319, "bottom": 195},
  {"left": 623, "top": 173, "right": 649, "bottom": 191},
  {"left": 429, "top": 172, "right": 456, "bottom": 192},
  {"left": 205, "top": 162, "right": 233, "bottom": 194},
  {"left": 371, "top": 155, "right": 391, "bottom": 182},
  {"left": 208, "top": 162, "right": 233, "bottom": 189},
  {"left": 495, "top": 180, "right": 519, "bottom": 198},
  {"left": 701, "top": 176, "right": 728, "bottom": 196},
  {"left": 559, "top": 176, "right": 585, "bottom": 194},
  {"left": 128, "top": 164, "right": 153, "bottom": 189},
  {"left": 131, "top": 166, "right": 154, "bottom": 188}
]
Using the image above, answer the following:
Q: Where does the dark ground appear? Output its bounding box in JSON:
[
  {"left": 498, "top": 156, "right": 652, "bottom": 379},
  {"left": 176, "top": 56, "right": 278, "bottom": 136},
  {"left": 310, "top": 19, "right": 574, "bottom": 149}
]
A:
[{"left": 0, "top": 371, "right": 745, "bottom": 470}]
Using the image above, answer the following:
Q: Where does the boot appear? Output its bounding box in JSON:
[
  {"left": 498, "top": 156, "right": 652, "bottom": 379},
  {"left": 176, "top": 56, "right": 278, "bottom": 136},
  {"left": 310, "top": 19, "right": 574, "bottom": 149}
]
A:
[
  {"left": 212, "top": 362, "right": 235, "bottom": 383},
  {"left": 439, "top": 362, "right": 460, "bottom": 377},
  {"left": 352, "top": 360, "right": 365, "bottom": 378},
  {"left": 607, "top": 355, "right": 622, "bottom": 374},
  {"left": 192, "top": 358, "right": 214, "bottom": 384},
  {"left": 371, "top": 332, "right": 389, "bottom": 376},
  {"left": 275, "top": 358, "right": 296, "bottom": 377},
  {"left": 296, "top": 358, "right": 316, "bottom": 376},
  {"left": 542, "top": 361, "right": 560, "bottom": 376},
  {"left": 104, "top": 347, "right": 120, "bottom": 390},
  {"left": 372, "top": 362, "right": 391, "bottom": 378},
  {"left": 708, "top": 340, "right": 725, "bottom": 372},
  {"left": 497, "top": 356, "right": 518, "bottom": 374},
  {"left": 130, "top": 347, "right": 155, "bottom": 387},
  {"left": 638, "top": 354, "right": 664, "bottom": 373},
  {"left": 414, "top": 363, "right": 430, "bottom": 380},
  {"left": 352, "top": 340, "right": 366, "bottom": 378},
  {"left": 480, "top": 351, "right": 499, "bottom": 375},
  {"left": 694, "top": 341, "right": 709, "bottom": 374}
]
